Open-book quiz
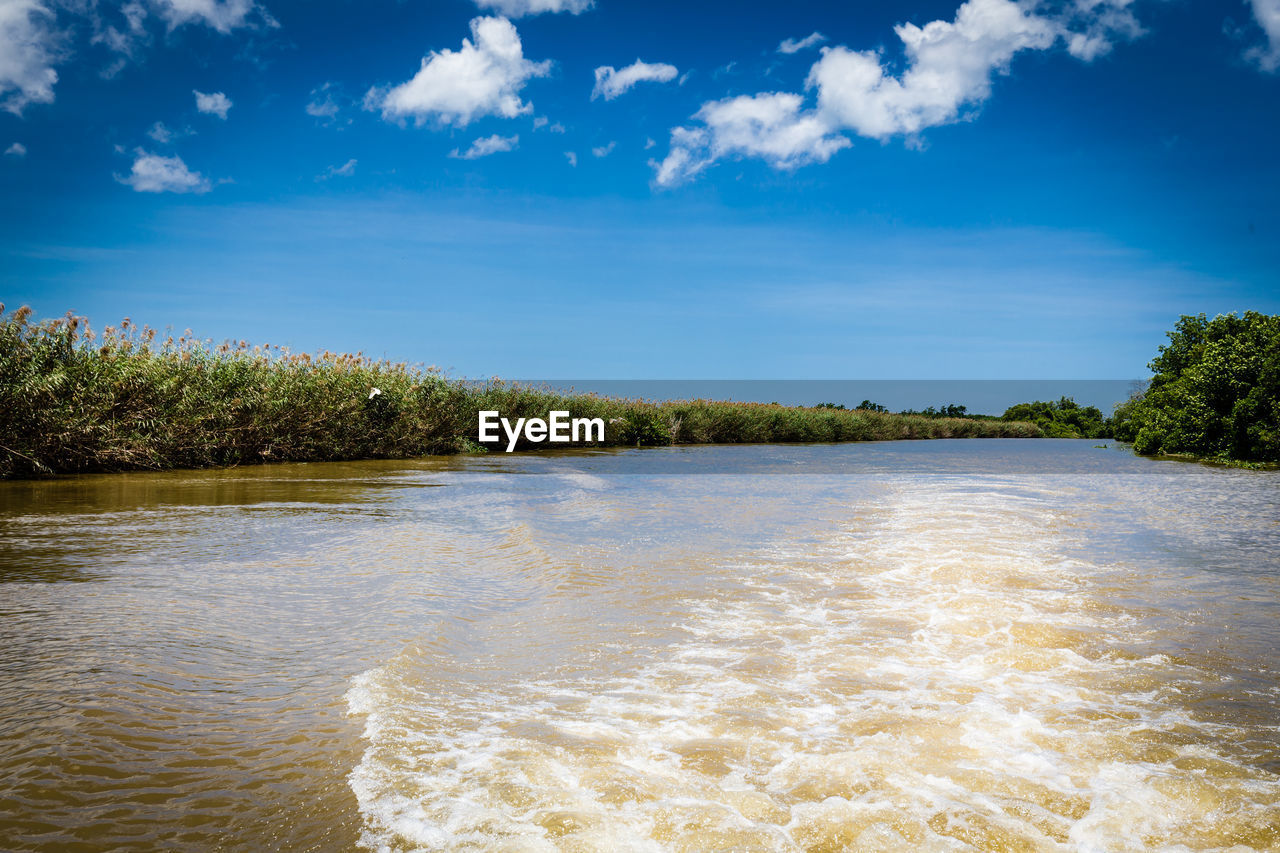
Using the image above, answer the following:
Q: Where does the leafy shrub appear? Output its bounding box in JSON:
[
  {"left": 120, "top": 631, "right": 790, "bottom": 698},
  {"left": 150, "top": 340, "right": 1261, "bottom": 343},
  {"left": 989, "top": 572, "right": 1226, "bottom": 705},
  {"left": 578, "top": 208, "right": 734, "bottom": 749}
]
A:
[
  {"left": 1114, "top": 312, "right": 1279, "bottom": 462},
  {"left": 1001, "top": 398, "right": 1110, "bottom": 439}
]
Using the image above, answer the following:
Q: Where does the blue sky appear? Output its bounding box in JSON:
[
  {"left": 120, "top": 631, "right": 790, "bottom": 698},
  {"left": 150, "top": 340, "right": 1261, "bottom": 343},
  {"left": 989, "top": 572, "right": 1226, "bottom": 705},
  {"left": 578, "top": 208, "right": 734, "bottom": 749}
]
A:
[{"left": 1, "top": 0, "right": 1278, "bottom": 380}]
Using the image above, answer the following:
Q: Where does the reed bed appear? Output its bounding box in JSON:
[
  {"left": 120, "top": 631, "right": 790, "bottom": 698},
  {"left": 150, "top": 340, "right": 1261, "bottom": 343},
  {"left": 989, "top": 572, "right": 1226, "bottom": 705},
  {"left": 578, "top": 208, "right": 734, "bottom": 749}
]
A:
[{"left": 0, "top": 306, "right": 1041, "bottom": 478}]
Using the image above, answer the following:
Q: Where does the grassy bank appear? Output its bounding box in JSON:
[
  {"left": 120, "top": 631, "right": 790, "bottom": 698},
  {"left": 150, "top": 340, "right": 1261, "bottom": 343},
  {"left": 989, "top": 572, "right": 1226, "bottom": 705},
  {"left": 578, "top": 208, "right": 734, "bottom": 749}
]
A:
[{"left": 0, "top": 307, "right": 1041, "bottom": 478}]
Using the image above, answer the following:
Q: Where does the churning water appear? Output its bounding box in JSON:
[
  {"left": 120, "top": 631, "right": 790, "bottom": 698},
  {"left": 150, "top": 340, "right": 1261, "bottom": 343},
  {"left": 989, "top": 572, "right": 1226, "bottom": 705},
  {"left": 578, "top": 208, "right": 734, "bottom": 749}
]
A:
[{"left": 1, "top": 441, "right": 1278, "bottom": 851}]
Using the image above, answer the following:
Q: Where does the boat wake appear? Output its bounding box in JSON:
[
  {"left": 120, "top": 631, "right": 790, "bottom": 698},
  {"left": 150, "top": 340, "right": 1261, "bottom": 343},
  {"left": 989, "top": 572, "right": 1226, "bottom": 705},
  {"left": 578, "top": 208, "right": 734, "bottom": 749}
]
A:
[{"left": 347, "top": 477, "right": 1280, "bottom": 851}]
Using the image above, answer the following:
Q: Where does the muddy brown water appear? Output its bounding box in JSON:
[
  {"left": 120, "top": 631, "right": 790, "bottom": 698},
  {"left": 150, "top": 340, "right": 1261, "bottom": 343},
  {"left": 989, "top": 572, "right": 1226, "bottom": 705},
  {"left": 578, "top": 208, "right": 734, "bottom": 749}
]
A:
[{"left": 1, "top": 440, "right": 1278, "bottom": 851}]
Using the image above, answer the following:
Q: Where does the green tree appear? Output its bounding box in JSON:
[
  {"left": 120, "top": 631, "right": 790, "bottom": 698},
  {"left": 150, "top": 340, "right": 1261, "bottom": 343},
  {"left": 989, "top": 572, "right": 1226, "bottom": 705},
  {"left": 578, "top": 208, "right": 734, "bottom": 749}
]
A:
[
  {"left": 1001, "top": 397, "right": 1109, "bottom": 439},
  {"left": 1117, "top": 312, "right": 1280, "bottom": 461}
]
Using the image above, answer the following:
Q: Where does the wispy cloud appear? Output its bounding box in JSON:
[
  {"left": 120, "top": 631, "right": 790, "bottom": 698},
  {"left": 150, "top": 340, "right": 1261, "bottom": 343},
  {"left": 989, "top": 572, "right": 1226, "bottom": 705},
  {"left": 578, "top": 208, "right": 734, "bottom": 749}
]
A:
[
  {"left": 318, "top": 158, "right": 357, "bottom": 179},
  {"left": 1061, "top": 0, "right": 1142, "bottom": 61},
  {"left": 778, "top": 32, "right": 826, "bottom": 54},
  {"left": 151, "top": 0, "right": 276, "bottom": 34},
  {"left": 564, "top": 150, "right": 577, "bottom": 167},
  {"left": 10, "top": 0, "right": 274, "bottom": 106},
  {"left": 145, "top": 121, "right": 193, "bottom": 143},
  {"left": 591, "top": 141, "right": 615, "bottom": 158},
  {"left": 450, "top": 133, "right": 519, "bottom": 159},
  {"left": 306, "top": 82, "right": 352, "bottom": 124},
  {"left": 147, "top": 121, "right": 174, "bottom": 143},
  {"left": 1247, "top": 0, "right": 1280, "bottom": 71},
  {"left": 471, "top": 0, "right": 591, "bottom": 17},
  {"left": 533, "top": 116, "right": 566, "bottom": 133},
  {"left": 591, "top": 59, "right": 678, "bottom": 100},
  {"left": 5, "top": 142, "right": 27, "bottom": 157}
]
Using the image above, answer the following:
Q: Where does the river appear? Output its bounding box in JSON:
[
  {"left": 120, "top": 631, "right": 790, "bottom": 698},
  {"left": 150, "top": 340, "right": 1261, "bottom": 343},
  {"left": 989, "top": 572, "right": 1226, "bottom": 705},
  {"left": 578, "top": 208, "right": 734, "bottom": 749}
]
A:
[{"left": 1, "top": 440, "right": 1278, "bottom": 851}]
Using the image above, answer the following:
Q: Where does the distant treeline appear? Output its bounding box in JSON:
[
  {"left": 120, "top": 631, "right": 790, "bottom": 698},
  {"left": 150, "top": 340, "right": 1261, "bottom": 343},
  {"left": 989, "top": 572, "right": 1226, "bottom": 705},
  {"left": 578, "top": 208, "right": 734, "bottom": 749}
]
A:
[
  {"left": 849, "top": 312, "right": 1277, "bottom": 462},
  {"left": 0, "top": 307, "right": 1040, "bottom": 478},
  {"left": 819, "top": 398, "right": 1110, "bottom": 439}
]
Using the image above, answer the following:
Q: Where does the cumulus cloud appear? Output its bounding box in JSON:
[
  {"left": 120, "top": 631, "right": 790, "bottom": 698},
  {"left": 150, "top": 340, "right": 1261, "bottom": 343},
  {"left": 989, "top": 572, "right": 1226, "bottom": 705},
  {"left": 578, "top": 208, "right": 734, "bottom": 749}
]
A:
[
  {"left": 1247, "top": 0, "right": 1280, "bottom": 71},
  {"left": 778, "top": 32, "right": 826, "bottom": 54},
  {"left": 591, "top": 140, "right": 615, "bottom": 157},
  {"left": 654, "top": 92, "right": 850, "bottom": 186},
  {"left": 0, "top": 0, "right": 60, "bottom": 114},
  {"left": 472, "top": 0, "right": 591, "bottom": 17},
  {"left": 117, "top": 149, "right": 210, "bottom": 193},
  {"left": 809, "top": 0, "right": 1057, "bottom": 140},
  {"left": 318, "top": 158, "right": 357, "bottom": 179},
  {"left": 370, "top": 16, "right": 550, "bottom": 127},
  {"left": 591, "top": 59, "right": 678, "bottom": 100},
  {"left": 152, "top": 0, "right": 272, "bottom": 33},
  {"left": 450, "top": 132, "right": 519, "bottom": 159},
  {"left": 5, "top": 141, "right": 27, "bottom": 156},
  {"left": 564, "top": 150, "right": 576, "bottom": 166},
  {"left": 194, "top": 89, "right": 232, "bottom": 118},
  {"left": 656, "top": 0, "right": 1147, "bottom": 186}
]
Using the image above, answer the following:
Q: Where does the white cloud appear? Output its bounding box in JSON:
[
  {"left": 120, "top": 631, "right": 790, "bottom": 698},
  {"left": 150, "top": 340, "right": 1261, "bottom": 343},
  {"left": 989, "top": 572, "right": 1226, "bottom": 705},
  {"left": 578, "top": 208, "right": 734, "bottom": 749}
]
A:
[
  {"left": 450, "top": 132, "right": 519, "bottom": 159},
  {"left": 564, "top": 150, "right": 576, "bottom": 166},
  {"left": 778, "top": 32, "right": 826, "bottom": 54},
  {"left": 88, "top": 0, "right": 270, "bottom": 80},
  {"left": 194, "top": 89, "right": 232, "bottom": 118},
  {"left": 92, "top": 1, "right": 149, "bottom": 60},
  {"left": 0, "top": 0, "right": 60, "bottom": 114},
  {"left": 532, "top": 115, "right": 567, "bottom": 132},
  {"left": 371, "top": 16, "right": 550, "bottom": 127},
  {"left": 318, "top": 158, "right": 357, "bottom": 179},
  {"left": 152, "top": 0, "right": 270, "bottom": 34},
  {"left": 809, "top": 0, "right": 1057, "bottom": 140},
  {"left": 147, "top": 121, "right": 173, "bottom": 142},
  {"left": 654, "top": 92, "right": 850, "bottom": 186},
  {"left": 306, "top": 98, "right": 338, "bottom": 119},
  {"left": 117, "top": 149, "right": 210, "bottom": 193},
  {"left": 1062, "top": 0, "right": 1142, "bottom": 61},
  {"left": 591, "top": 59, "right": 678, "bottom": 100},
  {"left": 656, "top": 0, "right": 1146, "bottom": 185},
  {"left": 644, "top": 136, "right": 655, "bottom": 150},
  {"left": 5, "top": 141, "right": 26, "bottom": 156},
  {"left": 1247, "top": 0, "right": 1280, "bottom": 71},
  {"left": 472, "top": 0, "right": 591, "bottom": 18},
  {"left": 306, "top": 82, "right": 342, "bottom": 120},
  {"left": 591, "top": 140, "right": 615, "bottom": 157}
]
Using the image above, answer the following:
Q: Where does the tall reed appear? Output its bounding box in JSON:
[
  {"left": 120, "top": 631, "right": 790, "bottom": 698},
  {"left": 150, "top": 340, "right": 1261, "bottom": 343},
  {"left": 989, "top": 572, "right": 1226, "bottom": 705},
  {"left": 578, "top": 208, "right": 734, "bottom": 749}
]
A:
[{"left": 0, "top": 306, "right": 1041, "bottom": 478}]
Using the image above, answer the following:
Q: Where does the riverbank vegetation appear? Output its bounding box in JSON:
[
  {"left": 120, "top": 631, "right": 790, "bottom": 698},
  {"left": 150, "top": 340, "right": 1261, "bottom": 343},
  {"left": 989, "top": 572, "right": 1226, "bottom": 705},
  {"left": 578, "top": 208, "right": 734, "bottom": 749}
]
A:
[
  {"left": 1112, "top": 312, "right": 1278, "bottom": 463},
  {"left": 866, "top": 399, "right": 1110, "bottom": 440},
  {"left": 0, "top": 306, "right": 1041, "bottom": 478},
  {"left": 1000, "top": 398, "right": 1110, "bottom": 439}
]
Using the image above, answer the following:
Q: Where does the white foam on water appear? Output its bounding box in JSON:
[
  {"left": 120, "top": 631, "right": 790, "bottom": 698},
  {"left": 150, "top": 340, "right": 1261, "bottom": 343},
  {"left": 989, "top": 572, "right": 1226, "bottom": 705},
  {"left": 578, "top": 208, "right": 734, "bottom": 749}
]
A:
[{"left": 346, "top": 478, "right": 1280, "bottom": 851}]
